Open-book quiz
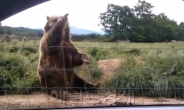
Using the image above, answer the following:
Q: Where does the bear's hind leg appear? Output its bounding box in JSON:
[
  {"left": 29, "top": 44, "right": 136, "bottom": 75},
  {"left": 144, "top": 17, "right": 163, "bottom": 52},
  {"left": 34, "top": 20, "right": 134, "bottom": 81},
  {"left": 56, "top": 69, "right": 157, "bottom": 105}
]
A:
[{"left": 71, "top": 74, "right": 100, "bottom": 93}]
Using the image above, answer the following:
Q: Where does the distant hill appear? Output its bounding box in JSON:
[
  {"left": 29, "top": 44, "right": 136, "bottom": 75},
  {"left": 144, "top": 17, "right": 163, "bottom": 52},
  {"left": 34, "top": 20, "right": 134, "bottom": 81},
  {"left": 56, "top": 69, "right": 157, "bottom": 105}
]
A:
[
  {"left": 34, "top": 26, "right": 104, "bottom": 35},
  {"left": 1, "top": 26, "right": 105, "bottom": 37},
  {"left": 70, "top": 26, "right": 104, "bottom": 35},
  {"left": 2, "top": 26, "right": 43, "bottom": 37}
]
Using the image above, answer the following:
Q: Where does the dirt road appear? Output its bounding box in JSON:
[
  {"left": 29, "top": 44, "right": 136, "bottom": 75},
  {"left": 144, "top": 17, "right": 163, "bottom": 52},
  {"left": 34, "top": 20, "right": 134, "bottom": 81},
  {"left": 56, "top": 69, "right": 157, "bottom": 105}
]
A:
[{"left": 0, "top": 92, "right": 184, "bottom": 110}]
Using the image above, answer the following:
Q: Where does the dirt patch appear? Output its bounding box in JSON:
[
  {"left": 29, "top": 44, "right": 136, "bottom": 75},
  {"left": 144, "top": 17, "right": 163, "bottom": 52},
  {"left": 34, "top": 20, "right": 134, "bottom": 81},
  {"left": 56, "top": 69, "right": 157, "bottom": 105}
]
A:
[
  {"left": 97, "top": 57, "right": 146, "bottom": 81},
  {"left": 97, "top": 58, "right": 124, "bottom": 80},
  {"left": 0, "top": 93, "right": 183, "bottom": 109}
]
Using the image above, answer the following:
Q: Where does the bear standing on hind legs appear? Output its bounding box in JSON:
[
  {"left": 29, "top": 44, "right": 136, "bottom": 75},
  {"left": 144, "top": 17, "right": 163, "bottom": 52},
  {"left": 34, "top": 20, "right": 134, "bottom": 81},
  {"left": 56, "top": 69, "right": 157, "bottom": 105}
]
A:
[{"left": 37, "top": 14, "right": 100, "bottom": 98}]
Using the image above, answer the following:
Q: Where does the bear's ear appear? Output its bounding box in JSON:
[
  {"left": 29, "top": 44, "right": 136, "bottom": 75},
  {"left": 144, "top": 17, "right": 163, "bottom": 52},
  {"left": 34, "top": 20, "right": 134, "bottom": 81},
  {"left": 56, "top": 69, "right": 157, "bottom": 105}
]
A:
[
  {"left": 62, "top": 14, "right": 69, "bottom": 21},
  {"left": 62, "top": 13, "right": 70, "bottom": 41},
  {"left": 64, "top": 13, "right": 69, "bottom": 17},
  {"left": 46, "top": 16, "right": 50, "bottom": 20}
]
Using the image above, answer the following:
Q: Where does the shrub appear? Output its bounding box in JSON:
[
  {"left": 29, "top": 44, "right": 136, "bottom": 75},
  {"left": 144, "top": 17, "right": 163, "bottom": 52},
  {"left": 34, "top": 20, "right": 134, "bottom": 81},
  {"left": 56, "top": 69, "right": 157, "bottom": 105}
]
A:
[
  {"left": 89, "top": 47, "right": 99, "bottom": 57},
  {"left": 21, "top": 47, "right": 37, "bottom": 56},
  {"left": 88, "top": 47, "right": 107, "bottom": 60},
  {"left": 9, "top": 46, "right": 19, "bottom": 53},
  {"left": 88, "top": 68, "right": 102, "bottom": 80},
  {"left": 127, "top": 48, "right": 140, "bottom": 55}
]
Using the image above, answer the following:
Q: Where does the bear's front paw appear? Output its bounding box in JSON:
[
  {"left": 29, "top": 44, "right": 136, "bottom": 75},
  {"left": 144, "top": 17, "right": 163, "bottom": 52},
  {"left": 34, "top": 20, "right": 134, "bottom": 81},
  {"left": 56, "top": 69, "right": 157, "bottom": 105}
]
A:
[
  {"left": 81, "top": 54, "right": 89, "bottom": 64},
  {"left": 57, "top": 19, "right": 62, "bottom": 23}
]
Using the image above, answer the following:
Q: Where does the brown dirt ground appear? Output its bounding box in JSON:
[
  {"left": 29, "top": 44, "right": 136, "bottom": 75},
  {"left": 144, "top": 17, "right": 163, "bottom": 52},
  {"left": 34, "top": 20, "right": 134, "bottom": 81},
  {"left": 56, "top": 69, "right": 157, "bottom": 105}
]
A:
[
  {"left": 0, "top": 93, "right": 184, "bottom": 109},
  {"left": 97, "top": 57, "right": 145, "bottom": 81}
]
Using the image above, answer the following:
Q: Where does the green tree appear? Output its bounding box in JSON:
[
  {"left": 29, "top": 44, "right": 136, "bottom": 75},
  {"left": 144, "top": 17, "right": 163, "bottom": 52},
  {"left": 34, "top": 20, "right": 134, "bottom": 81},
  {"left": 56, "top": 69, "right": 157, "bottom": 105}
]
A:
[
  {"left": 99, "top": 0, "right": 184, "bottom": 42},
  {"left": 99, "top": 4, "right": 134, "bottom": 41},
  {"left": 130, "top": 0, "right": 155, "bottom": 42}
]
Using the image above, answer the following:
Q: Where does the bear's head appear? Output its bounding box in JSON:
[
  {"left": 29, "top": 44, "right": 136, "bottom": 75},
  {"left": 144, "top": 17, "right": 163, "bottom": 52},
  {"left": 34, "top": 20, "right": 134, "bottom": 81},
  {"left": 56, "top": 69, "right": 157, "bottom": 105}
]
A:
[{"left": 44, "top": 14, "right": 70, "bottom": 40}]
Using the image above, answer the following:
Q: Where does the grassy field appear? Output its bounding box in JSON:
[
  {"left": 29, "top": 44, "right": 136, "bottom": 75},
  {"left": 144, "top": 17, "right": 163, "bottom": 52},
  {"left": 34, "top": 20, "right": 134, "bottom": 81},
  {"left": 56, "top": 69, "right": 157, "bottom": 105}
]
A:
[{"left": 0, "top": 40, "right": 184, "bottom": 99}]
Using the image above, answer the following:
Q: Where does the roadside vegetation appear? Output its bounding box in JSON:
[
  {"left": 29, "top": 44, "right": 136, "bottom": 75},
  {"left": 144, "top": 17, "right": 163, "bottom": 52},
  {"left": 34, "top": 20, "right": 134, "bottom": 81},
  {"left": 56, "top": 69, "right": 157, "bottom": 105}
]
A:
[{"left": 0, "top": 41, "right": 184, "bottom": 99}]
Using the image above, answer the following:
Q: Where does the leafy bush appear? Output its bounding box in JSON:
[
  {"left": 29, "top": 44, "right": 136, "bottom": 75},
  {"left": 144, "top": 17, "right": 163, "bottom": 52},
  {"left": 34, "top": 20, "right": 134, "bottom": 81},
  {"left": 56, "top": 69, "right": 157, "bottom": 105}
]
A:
[
  {"left": 21, "top": 47, "right": 37, "bottom": 56},
  {"left": 88, "top": 47, "right": 107, "bottom": 60},
  {"left": 127, "top": 48, "right": 140, "bottom": 55},
  {"left": 88, "top": 68, "right": 102, "bottom": 80},
  {"left": 9, "top": 46, "right": 19, "bottom": 53},
  {"left": 115, "top": 48, "right": 141, "bottom": 55},
  {"left": 89, "top": 47, "right": 99, "bottom": 57}
]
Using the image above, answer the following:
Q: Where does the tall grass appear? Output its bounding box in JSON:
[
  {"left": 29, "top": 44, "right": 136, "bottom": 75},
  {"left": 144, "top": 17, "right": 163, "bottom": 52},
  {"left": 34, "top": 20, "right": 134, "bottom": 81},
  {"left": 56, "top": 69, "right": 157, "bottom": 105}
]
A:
[
  {"left": 0, "top": 41, "right": 184, "bottom": 99},
  {"left": 106, "top": 56, "right": 184, "bottom": 98}
]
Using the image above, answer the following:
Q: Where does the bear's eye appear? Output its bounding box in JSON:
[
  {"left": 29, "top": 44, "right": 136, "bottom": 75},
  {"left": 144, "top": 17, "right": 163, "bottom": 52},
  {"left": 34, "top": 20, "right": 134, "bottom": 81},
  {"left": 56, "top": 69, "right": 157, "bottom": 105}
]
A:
[{"left": 54, "top": 19, "right": 57, "bottom": 22}]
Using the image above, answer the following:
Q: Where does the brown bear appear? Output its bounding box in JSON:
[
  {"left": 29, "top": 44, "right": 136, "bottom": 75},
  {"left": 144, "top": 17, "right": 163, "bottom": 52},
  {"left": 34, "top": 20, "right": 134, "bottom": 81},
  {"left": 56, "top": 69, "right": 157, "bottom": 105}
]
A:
[{"left": 37, "top": 14, "right": 100, "bottom": 98}]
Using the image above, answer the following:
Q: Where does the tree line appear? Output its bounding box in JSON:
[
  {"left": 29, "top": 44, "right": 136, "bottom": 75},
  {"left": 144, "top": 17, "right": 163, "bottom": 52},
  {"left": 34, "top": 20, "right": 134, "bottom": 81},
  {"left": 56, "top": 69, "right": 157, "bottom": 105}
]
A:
[
  {"left": 99, "top": 0, "right": 184, "bottom": 42},
  {"left": 0, "top": 23, "right": 106, "bottom": 41},
  {"left": 0, "top": 25, "right": 106, "bottom": 41},
  {"left": 0, "top": 26, "right": 43, "bottom": 37}
]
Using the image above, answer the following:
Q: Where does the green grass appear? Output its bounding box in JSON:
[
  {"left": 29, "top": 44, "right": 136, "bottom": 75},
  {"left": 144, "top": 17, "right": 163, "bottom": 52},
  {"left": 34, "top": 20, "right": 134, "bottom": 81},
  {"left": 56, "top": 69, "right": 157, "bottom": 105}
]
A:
[{"left": 0, "top": 40, "right": 184, "bottom": 99}]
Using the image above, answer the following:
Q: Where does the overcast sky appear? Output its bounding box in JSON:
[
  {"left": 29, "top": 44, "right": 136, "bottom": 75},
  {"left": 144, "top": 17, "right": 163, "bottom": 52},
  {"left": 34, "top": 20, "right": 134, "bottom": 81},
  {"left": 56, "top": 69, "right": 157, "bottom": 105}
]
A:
[{"left": 1, "top": 0, "right": 184, "bottom": 32}]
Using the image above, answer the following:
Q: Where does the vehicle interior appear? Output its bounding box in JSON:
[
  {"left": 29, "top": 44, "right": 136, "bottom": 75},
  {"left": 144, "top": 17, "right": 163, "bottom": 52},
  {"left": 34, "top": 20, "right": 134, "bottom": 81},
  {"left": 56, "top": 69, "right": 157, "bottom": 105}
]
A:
[{"left": 0, "top": 0, "right": 184, "bottom": 110}]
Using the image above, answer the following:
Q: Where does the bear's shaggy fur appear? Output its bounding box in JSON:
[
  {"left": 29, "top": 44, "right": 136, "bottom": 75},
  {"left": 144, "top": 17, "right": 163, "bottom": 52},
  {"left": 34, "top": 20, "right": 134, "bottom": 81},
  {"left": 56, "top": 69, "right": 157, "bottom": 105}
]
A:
[{"left": 37, "top": 14, "right": 100, "bottom": 97}]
